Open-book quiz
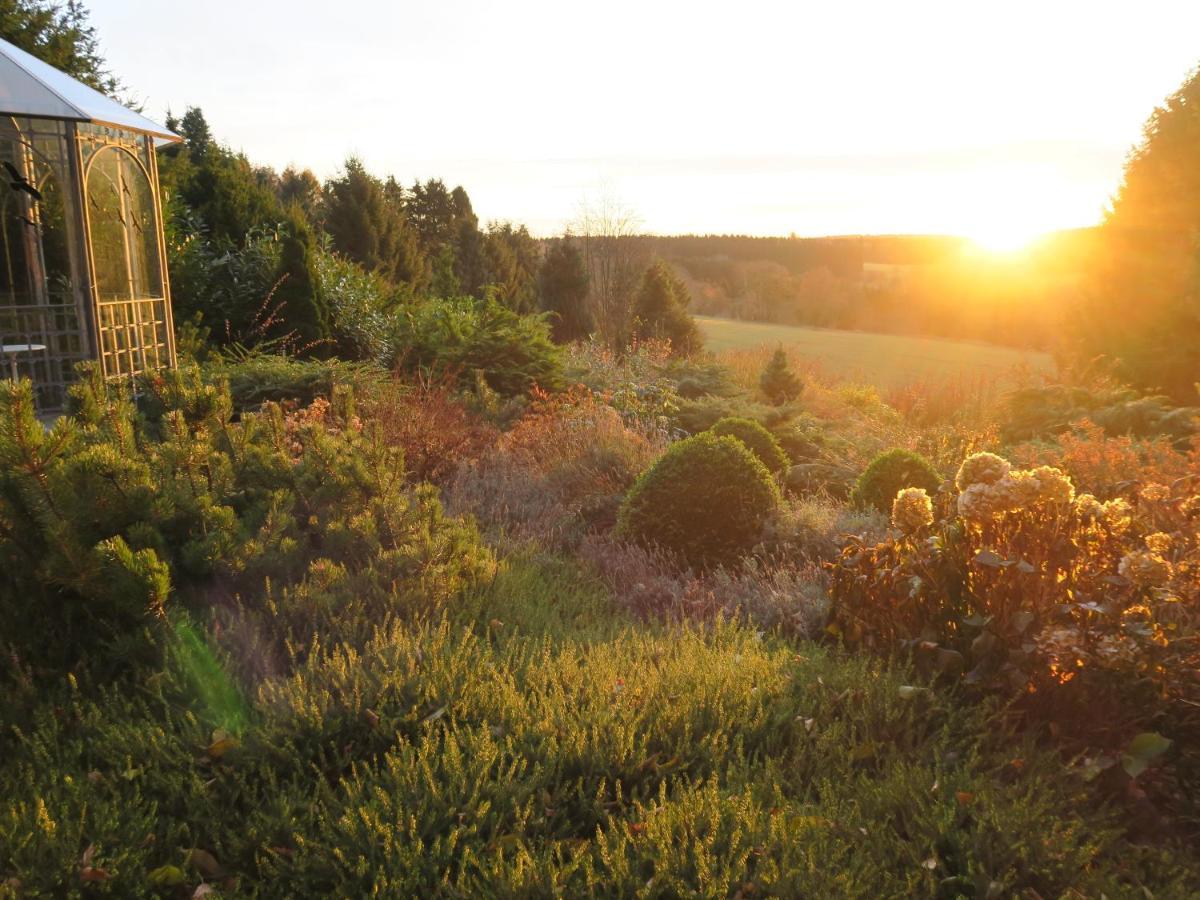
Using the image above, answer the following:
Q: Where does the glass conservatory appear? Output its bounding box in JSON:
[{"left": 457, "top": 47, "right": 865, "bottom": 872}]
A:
[{"left": 0, "top": 37, "right": 180, "bottom": 410}]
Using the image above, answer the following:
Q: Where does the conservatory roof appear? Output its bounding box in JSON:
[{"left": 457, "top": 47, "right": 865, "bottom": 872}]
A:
[{"left": 0, "top": 37, "right": 179, "bottom": 141}]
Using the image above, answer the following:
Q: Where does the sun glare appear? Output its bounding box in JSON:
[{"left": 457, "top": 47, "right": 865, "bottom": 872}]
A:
[{"left": 966, "top": 223, "right": 1045, "bottom": 256}]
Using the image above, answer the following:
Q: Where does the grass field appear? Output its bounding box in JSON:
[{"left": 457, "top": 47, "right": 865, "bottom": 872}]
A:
[{"left": 697, "top": 316, "right": 1055, "bottom": 387}]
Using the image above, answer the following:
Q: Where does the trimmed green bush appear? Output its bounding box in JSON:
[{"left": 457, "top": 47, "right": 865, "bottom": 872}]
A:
[
  {"left": 708, "top": 417, "right": 789, "bottom": 473},
  {"left": 616, "top": 433, "right": 781, "bottom": 568},
  {"left": 849, "top": 448, "right": 942, "bottom": 513}
]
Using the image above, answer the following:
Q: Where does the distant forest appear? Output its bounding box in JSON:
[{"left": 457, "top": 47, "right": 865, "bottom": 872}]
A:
[{"left": 641, "top": 229, "right": 1102, "bottom": 352}]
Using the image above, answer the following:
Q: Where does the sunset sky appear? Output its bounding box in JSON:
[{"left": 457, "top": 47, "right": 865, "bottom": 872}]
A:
[{"left": 92, "top": 0, "right": 1200, "bottom": 239}]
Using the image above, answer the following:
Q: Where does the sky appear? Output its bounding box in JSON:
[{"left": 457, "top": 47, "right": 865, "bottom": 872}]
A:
[{"left": 90, "top": 0, "right": 1200, "bottom": 239}]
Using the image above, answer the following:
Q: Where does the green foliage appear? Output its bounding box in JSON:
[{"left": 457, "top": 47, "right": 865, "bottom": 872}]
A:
[
  {"left": 482, "top": 221, "right": 540, "bottom": 313},
  {"left": 0, "top": 364, "right": 491, "bottom": 679},
  {"left": 200, "top": 350, "right": 383, "bottom": 411},
  {"left": 617, "top": 433, "right": 781, "bottom": 568},
  {"left": 1002, "top": 383, "right": 1198, "bottom": 446},
  {"left": 1082, "top": 65, "right": 1200, "bottom": 399},
  {"left": 538, "top": 237, "right": 593, "bottom": 342},
  {"left": 312, "top": 245, "right": 396, "bottom": 362},
  {"left": 166, "top": 214, "right": 283, "bottom": 341},
  {"left": 390, "top": 295, "right": 565, "bottom": 396},
  {"left": 632, "top": 260, "right": 701, "bottom": 355},
  {"left": 708, "top": 416, "right": 789, "bottom": 473},
  {"left": 160, "top": 108, "right": 286, "bottom": 248},
  {"left": 1, "top": 572, "right": 1193, "bottom": 895},
  {"left": 272, "top": 208, "right": 331, "bottom": 351},
  {"left": 0, "top": 0, "right": 117, "bottom": 94},
  {"left": 850, "top": 448, "right": 942, "bottom": 513},
  {"left": 759, "top": 345, "right": 804, "bottom": 404},
  {"left": 323, "top": 158, "right": 426, "bottom": 290}
]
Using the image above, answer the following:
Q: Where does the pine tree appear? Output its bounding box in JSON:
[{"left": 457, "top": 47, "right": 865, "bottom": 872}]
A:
[
  {"left": 631, "top": 260, "right": 700, "bottom": 354},
  {"left": 538, "top": 237, "right": 592, "bottom": 342},
  {"left": 759, "top": 346, "right": 803, "bottom": 404}
]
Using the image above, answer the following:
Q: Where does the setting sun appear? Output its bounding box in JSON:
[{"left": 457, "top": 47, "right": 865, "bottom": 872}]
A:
[{"left": 966, "top": 224, "right": 1045, "bottom": 255}]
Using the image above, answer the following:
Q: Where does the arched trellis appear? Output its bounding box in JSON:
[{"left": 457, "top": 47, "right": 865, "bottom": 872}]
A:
[{"left": 82, "top": 142, "right": 171, "bottom": 378}]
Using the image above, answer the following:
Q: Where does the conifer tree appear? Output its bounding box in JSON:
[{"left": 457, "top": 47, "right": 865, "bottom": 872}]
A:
[
  {"left": 272, "top": 208, "right": 329, "bottom": 352},
  {"left": 759, "top": 346, "right": 803, "bottom": 404},
  {"left": 631, "top": 260, "right": 700, "bottom": 354},
  {"left": 324, "top": 158, "right": 426, "bottom": 291},
  {"left": 538, "top": 237, "right": 593, "bottom": 342}
]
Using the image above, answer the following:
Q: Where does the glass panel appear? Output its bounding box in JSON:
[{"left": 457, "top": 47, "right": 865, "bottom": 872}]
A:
[
  {"left": 0, "top": 117, "right": 86, "bottom": 410},
  {"left": 86, "top": 146, "right": 162, "bottom": 302}
]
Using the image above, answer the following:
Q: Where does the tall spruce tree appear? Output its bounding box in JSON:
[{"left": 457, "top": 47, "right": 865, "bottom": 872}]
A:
[
  {"left": 538, "top": 237, "right": 592, "bottom": 342},
  {"left": 272, "top": 208, "right": 329, "bottom": 352},
  {"left": 323, "top": 158, "right": 425, "bottom": 291}
]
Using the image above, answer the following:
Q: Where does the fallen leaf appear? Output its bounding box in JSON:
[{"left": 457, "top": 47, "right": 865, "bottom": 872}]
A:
[
  {"left": 148, "top": 865, "right": 186, "bottom": 887},
  {"left": 206, "top": 728, "right": 239, "bottom": 760},
  {"left": 955, "top": 791, "right": 975, "bottom": 806},
  {"left": 80, "top": 867, "right": 109, "bottom": 883},
  {"left": 193, "top": 885, "right": 217, "bottom": 898},
  {"left": 922, "top": 857, "right": 938, "bottom": 870},
  {"left": 363, "top": 708, "right": 380, "bottom": 729}
]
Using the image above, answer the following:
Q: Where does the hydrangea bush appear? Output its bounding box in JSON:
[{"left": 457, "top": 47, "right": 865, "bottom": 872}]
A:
[{"left": 829, "top": 451, "right": 1200, "bottom": 825}]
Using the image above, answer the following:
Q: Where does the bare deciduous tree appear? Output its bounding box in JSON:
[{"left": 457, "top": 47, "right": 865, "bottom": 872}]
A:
[{"left": 572, "top": 186, "right": 646, "bottom": 347}]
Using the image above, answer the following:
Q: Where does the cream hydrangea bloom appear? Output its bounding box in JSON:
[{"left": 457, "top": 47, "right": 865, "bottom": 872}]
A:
[
  {"left": 892, "top": 486, "right": 934, "bottom": 534},
  {"left": 996, "top": 470, "right": 1041, "bottom": 507},
  {"left": 955, "top": 452, "right": 1011, "bottom": 491},
  {"left": 957, "top": 482, "right": 1010, "bottom": 521},
  {"left": 1028, "top": 465, "right": 1075, "bottom": 504},
  {"left": 1119, "top": 550, "right": 1173, "bottom": 587}
]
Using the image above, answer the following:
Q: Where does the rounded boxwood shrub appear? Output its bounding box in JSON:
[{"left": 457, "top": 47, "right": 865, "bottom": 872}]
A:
[
  {"left": 849, "top": 448, "right": 942, "bottom": 513},
  {"left": 708, "top": 417, "right": 789, "bottom": 473},
  {"left": 616, "top": 432, "right": 781, "bottom": 568}
]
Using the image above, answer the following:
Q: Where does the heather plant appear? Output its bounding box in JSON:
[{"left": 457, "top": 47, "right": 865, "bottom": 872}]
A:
[
  {"left": 849, "top": 447, "right": 943, "bottom": 513},
  {"left": 446, "top": 387, "right": 664, "bottom": 548},
  {"left": 708, "top": 416, "right": 789, "bottom": 473},
  {"left": 616, "top": 432, "right": 782, "bottom": 568}
]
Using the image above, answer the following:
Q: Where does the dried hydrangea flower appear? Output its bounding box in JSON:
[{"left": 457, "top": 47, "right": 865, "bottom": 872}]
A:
[
  {"left": 1145, "top": 532, "right": 1173, "bottom": 554},
  {"left": 955, "top": 452, "right": 1012, "bottom": 491},
  {"left": 1139, "top": 483, "right": 1170, "bottom": 502},
  {"left": 957, "top": 482, "right": 1009, "bottom": 521},
  {"left": 996, "top": 470, "right": 1041, "bottom": 507},
  {"left": 1028, "top": 465, "right": 1075, "bottom": 505},
  {"left": 1119, "top": 551, "right": 1173, "bottom": 587},
  {"left": 1101, "top": 498, "right": 1133, "bottom": 532},
  {"left": 1074, "top": 493, "right": 1104, "bottom": 522},
  {"left": 892, "top": 486, "right": 934, "bottom": 534}
]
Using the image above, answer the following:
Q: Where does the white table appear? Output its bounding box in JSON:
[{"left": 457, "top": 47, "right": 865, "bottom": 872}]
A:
[{"left": 2, "top": 343, "right": 47, "bottom": 381}]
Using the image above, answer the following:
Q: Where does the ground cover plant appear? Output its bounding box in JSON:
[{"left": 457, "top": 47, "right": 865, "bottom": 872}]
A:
[{"left": 2, "top": 347, "right": 1198, "bottom": 896}]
